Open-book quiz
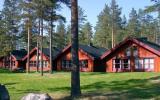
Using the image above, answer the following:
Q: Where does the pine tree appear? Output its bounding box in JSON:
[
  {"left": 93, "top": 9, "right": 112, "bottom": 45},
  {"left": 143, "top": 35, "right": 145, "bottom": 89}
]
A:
[
  {"left": 0, "top": 16, "right": 11, "bottom": 56},
  {"left": 145, "top": 0, "right": 160, "bottom": 44},
  {"left": 54, "top": 20, "right": 66, "bottom": 48},
  {"left": 93, "top": 4, "right": 112, "bottom": 48},
  {"left": 65, "top": 25, "right": 71, "bottom": 44},
  {"left": 127, "top": 8, "right": 140, "bottom": 37},
  {"left": 117, "top": 15, "right": 127, "bottom": 42},
  {"left": 1, "top": 0, "right": 20, "bottom": 50},
  {"left": 0, "top": 12, "right": 11, "bottom": 56},
  {"left": 78, "top": 6, "right": 87, "bottom": 29},
  {"left": 71, "top": 0, "right": 81, "bottom": 97},
  {"left": 45, "top": 0, "right": 70, "bottom": 73},
  {"left": 93, "top": 0, "right": 122, "bottom": 49},
  {"left": 79, "top": 22, "right": 93, "bottom": 45},
  {"left": 110, "top": 0, "right": 122, "bottom": 47},
  {"left": 145, "top": 0, "right": 160, "bottom": 13},
  {"left": 156, "top": 12, "right": 160, "bottom": 44}
]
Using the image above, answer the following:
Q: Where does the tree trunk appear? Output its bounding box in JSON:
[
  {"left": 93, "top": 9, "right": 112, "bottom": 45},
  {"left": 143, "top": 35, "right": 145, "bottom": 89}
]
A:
[
  {"left": 27, "top": 20, "right": 30, "bottom": 73},
  {"left": 50, "top": 12, "right": 53, "bottom": 74},
  {"left": 40, "top": 3, "right": 44, "bottom": 76},
  {"left": 40, "top": 19, "right": 44, "bottom": 76},
  {"left": 9, "top": 52, "right": 12, "bottom": 71},
  {"left": 71, "top": 0, "right": 81, "bottom": 97},
  {"left": 36, "top": 19, "right": 41, "bottom": 72},
  {"left": 111, "top": 26, "right": 114, "bottom": 48}
]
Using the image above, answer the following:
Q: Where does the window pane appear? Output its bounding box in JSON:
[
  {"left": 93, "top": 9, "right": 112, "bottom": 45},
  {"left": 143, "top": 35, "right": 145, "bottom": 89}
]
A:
[
  {"left": 80, "top": 60, "right": 88, "bottom": 68},
  {"left": 123, "top": 59, "right": 129, "bottom": 68},
  {"left": 139, "top": 60, "right": 143, "bottom": 68},
  {"left": 114, "top": 59, "right": 120, "bottom": 68},
  {"left": 115, "top": 64, "right": 120, "bottom": 68},
  {"left": 134, "top": 50, "right": 138, "bottom": 56},
  {"left": 115, "top": 59, "right": 120, "bottom": 63},
  {"left": 150, "top": 64, "right": 154, "bottom": 69},
  {"left": 135, "top": 59, "right": 139, "bottom": 69},
  {"left": 61, "top": 60, "right": 66, "bottom": 68},
  {"left": 43, "top": 61, "right": 46, "bottom": 67},
  {"left": 135, "top": 59, "right": 143, "bottom": 69},
  {"left": 124, "top": 59, "right": 128, "bottom": 63},
  {"left": 144, "top": 64, "right": 149, "bottom": 69},
  {"left": 150, "top": 59, "right": 154, "bottom": 63},
  {"left": 144, "top": 59, "right": 149, "bottom": 64},
  {"left": 126, "top": 48, "right": 131, "bottom": 56}
]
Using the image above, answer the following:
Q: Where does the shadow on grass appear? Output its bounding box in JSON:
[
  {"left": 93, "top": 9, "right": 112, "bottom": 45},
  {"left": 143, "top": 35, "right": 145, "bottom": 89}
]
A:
[
  {"left": 49, "top": 76, "right": 160, "bottom": 100},
  {"left": 48, "top": 87, "right": 70, "bottom": 92},
  {"left": 16, "top": 89, "right": 40, "bottom": 94},
  {"left": 81, "top": 72, "right": 107, "bottom": 76},
  {"left": 0, "top": 68, "right": 25, "bottom": 73},
  {"left": 0, "top": 68, "right": 12, "bottom": 73},
  {"left": 81, "top": 77, "right": 160, "bottom": 99},
  {"left": 4, "top": 82, "right": 18, "bottom": 86}
]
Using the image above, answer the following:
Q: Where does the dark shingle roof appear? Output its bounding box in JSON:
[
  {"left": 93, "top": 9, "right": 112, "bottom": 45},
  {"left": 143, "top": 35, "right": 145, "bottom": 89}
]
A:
[
  {"left": 79, "top": 44, "right": 107, "bottom": 59},
  {"left": 42, "top": 47, "right": 61, "bottom": 59},
  {"left": 136, "top": 38, "right": 160, "bottom": 51},
  {"left": 11, "top": 49, "right": 27, "bottom": 60}
]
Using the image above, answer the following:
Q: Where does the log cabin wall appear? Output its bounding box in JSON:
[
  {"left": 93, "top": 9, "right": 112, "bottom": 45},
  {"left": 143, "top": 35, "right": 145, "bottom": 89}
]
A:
[
  {"left": 105, "top": 43, "right": 160, "bottom": 72},
  {"left": 0, "top": 57, "right": 4, "bottom": 68},
  {"left": 25, "top": 51, "right": 51, "bottom": 71},
  {"left": 56, "top": 49, "right": 94, "bottom": 72}
]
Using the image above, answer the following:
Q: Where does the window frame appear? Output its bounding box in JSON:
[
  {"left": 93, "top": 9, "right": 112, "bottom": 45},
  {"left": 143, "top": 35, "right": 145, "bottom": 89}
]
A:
[{"left": 80, "top": 60, "right": 88, "bottom": 68}]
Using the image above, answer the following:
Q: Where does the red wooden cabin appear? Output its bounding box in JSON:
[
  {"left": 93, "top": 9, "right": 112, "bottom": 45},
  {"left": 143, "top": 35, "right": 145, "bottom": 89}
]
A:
[
  {"left": 0, "top": 56, "right": 6, "bottom": 68},
  {"left": 55, "top": 44, "right": 107, "bottom": 72},
  {"left": 22, "top": 47, "right": 61, "bottom": 71},
  {"left": 0, "top": 49, "right": 27, "bottom": 70},
  {"left": 101, "top": 37, "right": 160, "bottom": 72}
]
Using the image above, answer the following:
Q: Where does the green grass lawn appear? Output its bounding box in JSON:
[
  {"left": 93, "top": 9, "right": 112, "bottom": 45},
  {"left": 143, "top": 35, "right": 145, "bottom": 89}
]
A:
[{"left": 1, "top": 69, "right": 160, "bottom": 100}]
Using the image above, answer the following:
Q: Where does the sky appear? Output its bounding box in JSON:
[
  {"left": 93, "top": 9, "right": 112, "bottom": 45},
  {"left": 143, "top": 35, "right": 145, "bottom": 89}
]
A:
[
  {"left": 0, "top": 0, "right": 156, "bottom": 28},
  {"left": 59, "top": 0, "right": 155, "bottom": 27}
]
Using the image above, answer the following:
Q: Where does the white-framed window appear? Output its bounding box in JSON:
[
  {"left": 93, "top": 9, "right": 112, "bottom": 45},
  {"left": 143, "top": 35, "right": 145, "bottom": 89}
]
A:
[
  {"left": 113, "top": 59, "right": 130, "bottom": 69},
  {"left": 122, "top": 59, "right": 130, "bottom": 69},
  {"left": 29, "top": 61, "right": 38, "bottom": 67},
  {"left": 61, "top": 60, "right": 66, "bottom": 68},
  {"left": 126, "top": 49, "right": 131, "bottom": 57},
  {"left": 61, "top": 60, "right": 71, "bottom": 69},
  {"left": 135, "top": 58, "right": 154, "bottom": 70},
  {"left": 144, "top": 58, "right": 154, "bottom": 70},
  {"left": 34, "top": 61, "right": 36, "bottom": 67},
  {"left": 66, "top": 60, "right": 71, "bottom": 68},
  {"left": 29, "top": 61, "right": 33, "bottom": 67},
  {"left": 79, "top": 60, "right": 88, "bottom": 68},
  {"left": 35, "top": 55, "right": 42, "bottom": 60},
  {"left": 135, "top": 59, "right": 143, "bottom": 69},
  {"left": 38, "top": 61, "right": 48, "bottom": 67},
  {"left": 133, "top": 49, "right": 138, "bottom": 57},
  {"left": 113, "top": 59, "right": 121, "bottom": 68}
]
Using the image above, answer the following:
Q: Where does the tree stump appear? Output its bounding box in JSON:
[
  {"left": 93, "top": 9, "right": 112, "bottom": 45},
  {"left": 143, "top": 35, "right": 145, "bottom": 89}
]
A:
[{"left": 0, "top": 84, "right": 10, "bottom": 100}]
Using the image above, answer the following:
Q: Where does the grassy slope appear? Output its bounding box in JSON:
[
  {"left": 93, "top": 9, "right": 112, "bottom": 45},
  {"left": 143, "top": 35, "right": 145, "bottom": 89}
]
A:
[{"left": 1, "top": 69, "right": 160, "bottom": 99}]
